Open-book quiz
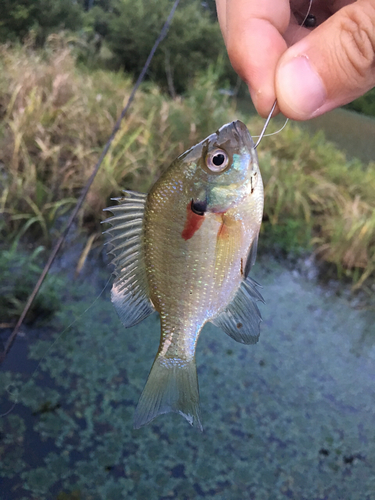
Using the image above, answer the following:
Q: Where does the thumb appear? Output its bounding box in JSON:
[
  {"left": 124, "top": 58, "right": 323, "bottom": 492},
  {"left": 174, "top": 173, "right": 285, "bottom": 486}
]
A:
[{"left": 276, "top": 0, "right": 375, "bottom": 120}]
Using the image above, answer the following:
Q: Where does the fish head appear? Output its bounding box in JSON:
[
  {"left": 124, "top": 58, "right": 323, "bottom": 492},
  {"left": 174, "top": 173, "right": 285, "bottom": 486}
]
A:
[{"left": 180, "top": 120, "right": 261, "bottom": 213}]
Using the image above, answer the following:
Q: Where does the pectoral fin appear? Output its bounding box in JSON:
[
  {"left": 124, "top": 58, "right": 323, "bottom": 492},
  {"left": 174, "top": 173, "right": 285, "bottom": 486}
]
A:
[
  {"left": 103, "top": 190, "right": 154, "bottom": 327},
  {"left": 244, "top": 232, "right": 259, "bottom": 278},
  {"left": 211, "top": 275, "right": 264, "bottom": 345}
]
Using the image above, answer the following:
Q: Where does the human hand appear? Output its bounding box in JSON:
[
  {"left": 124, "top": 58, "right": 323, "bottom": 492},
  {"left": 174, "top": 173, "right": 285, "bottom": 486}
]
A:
[{"left": 216, "top": 0, "right": 375, "bottom": 120}]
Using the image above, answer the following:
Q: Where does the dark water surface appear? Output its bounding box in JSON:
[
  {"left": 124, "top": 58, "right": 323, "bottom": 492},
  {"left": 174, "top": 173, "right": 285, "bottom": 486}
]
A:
[{"left": 1, "top": 255, "right": 375, "bottom": 500}]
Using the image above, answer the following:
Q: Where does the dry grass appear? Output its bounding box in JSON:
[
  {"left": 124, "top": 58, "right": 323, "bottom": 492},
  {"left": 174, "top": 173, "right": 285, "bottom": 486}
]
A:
[
  {"left": 1, "top": 41, "right": 375, "bottom": 288},
  {"left": 0, "top": 38, "right": 234, "bottom": 240}
]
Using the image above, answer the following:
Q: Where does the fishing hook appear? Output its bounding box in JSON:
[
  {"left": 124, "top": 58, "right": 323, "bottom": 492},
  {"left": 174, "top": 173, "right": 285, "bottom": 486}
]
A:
[{"left": 254, "top": 100, "right": 277, "bottom": 149}]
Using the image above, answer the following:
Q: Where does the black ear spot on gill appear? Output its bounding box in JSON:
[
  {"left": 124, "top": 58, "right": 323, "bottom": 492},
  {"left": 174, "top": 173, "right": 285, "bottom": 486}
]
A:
[{"left": 191, "top": 199, "right": 207, "bottom": 216}]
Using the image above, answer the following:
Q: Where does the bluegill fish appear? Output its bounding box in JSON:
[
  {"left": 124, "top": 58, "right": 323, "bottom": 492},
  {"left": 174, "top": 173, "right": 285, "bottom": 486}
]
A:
[{"left": 104, "top": 120, "right": 264, "bottom": 430}]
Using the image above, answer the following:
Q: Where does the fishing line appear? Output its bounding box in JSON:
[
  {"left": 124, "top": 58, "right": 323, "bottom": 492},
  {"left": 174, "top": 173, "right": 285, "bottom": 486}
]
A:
[
  {"left": 0, "top": 275, "right": 112, "bottom": 417},
  {"left": 252, "top": 115, "right": 290, "bottom": 143},
  {"left": 0, "top": 0, "right": 181, "bottom": 364},
  {"left": 300, "top": 0, "right": 314, "bottom": 31}
]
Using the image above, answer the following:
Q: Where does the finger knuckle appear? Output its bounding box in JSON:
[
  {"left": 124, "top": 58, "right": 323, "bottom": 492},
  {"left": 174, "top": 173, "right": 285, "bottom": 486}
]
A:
[{"left": 339, "top": 4, "right": 375, "bottom": 83}]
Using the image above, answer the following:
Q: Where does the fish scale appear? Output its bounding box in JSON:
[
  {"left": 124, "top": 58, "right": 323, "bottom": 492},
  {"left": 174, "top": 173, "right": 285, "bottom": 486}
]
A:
[{"left": 104, "top": 120, "right": 264, "bottom": 430}]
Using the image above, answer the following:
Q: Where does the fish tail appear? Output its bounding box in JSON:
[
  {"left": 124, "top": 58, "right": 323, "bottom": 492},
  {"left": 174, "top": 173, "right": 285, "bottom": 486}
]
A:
[{"left": 134, "top": 355, "right": 202, "bottom": 431}]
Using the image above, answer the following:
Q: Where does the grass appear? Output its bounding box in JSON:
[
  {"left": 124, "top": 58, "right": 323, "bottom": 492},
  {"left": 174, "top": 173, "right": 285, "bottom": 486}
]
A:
[
  {"left": 257, "top": 125, "right": 375, "bottom": 289},
  {"left": 0, "top": 37, "right": 233, "bottom": 239},
  {"left": 1, "top": 38, "right": 375, "bottom": 292}
]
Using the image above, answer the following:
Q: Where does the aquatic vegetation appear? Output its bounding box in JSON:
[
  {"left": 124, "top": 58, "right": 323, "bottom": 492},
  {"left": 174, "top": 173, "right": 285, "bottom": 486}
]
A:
[
  {"left": 1, "top": 262, "right": 375, "bottom": 499},
  {"left": 0, "top": 243, "right": 65, "bottom": 325}
]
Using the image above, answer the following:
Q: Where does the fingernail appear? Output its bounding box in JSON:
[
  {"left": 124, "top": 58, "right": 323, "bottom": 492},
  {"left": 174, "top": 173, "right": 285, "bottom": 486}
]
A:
[{"left": 278, "top": 56, "right": 326, "bottom": 118}]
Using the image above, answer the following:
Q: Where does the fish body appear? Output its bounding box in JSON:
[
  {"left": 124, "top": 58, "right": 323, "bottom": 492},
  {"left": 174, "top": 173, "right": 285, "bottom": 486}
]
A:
[{"left": 104, "top": 121, "right": 264, "bottom": 430}]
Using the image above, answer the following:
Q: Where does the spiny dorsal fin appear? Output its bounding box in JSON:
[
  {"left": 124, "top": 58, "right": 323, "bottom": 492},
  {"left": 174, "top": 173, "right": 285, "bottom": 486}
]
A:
[
  {"left": 103, "top": 190, "right": 154, "bottom": 327},
  {"left": 211, "top": 275, "right": 264, "bottom": 345}
]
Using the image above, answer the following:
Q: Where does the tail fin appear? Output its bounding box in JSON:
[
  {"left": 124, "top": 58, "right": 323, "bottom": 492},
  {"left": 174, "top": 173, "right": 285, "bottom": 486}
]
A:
[{"left": 134, "top": 356, "right": 202, "bottom": 431}]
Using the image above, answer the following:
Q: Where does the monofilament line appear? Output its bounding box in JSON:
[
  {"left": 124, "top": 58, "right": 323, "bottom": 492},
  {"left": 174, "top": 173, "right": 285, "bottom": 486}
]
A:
[{"left": 0, "top": 0, "right": 181, "bottom": 364}]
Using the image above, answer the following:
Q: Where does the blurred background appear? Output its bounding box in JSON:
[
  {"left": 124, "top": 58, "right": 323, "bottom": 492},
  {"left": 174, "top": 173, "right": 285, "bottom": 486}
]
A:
[{"left": 1, "top": 1, "right": 375, "bottom": 499}]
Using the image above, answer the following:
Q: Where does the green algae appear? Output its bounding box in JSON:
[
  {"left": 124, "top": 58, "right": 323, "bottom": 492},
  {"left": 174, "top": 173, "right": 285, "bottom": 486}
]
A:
[{"left": 1, "top": 260, "right": 375, "bottom": 499}]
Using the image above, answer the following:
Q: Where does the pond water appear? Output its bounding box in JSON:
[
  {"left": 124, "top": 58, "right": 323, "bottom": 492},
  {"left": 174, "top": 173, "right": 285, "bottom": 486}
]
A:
[{"left": 1, "top": 251, "right": 375, "bottom": 499}]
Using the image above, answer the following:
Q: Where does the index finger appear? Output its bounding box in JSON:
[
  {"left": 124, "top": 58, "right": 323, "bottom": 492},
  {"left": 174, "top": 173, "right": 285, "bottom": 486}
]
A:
[{"left": 216, "top": 0, "right": 290, "bottom": 116}]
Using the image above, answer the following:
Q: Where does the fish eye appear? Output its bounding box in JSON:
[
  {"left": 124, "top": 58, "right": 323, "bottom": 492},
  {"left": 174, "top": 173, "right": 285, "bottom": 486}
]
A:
[{"left": 206, "top": 149, "right": 229, "bottom": 172}]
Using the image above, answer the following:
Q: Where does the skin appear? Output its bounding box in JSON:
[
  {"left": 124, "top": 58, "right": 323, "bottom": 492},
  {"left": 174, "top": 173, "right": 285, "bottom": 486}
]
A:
[{"left": 215, "top": 0, "right": 375, "bottom": 120}]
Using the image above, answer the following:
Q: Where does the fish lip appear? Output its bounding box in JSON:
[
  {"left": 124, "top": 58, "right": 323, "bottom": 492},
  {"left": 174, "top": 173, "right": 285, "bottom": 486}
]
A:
[
  {"left": 220, "top": 120, "right": 255, "bottom": 151},
  {"left": 235, "top": 120, "right": 255, "bottom": 147},
  {"left": 232, "top": 120, "right": 240, "bottom": 136}
]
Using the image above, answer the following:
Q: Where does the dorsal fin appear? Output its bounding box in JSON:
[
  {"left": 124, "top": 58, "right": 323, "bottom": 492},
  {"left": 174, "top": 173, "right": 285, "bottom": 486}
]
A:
[
  {"left": 103, "top": 190, "right": 154, "bottom": 327},
  {"left": 211, "top": 274, "right": 264, "bottom": 345}
]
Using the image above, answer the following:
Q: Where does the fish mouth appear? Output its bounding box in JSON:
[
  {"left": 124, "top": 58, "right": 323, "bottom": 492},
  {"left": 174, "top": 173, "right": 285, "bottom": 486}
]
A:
[
  {"left": 232, "top": 120, "right": 241, "bottom": 136},
  {"left": 217, "top": 120, "right": 255, "bottom": 151},
  {"left": 232, "top": 120, "right": 255, "bottom": 148}
]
